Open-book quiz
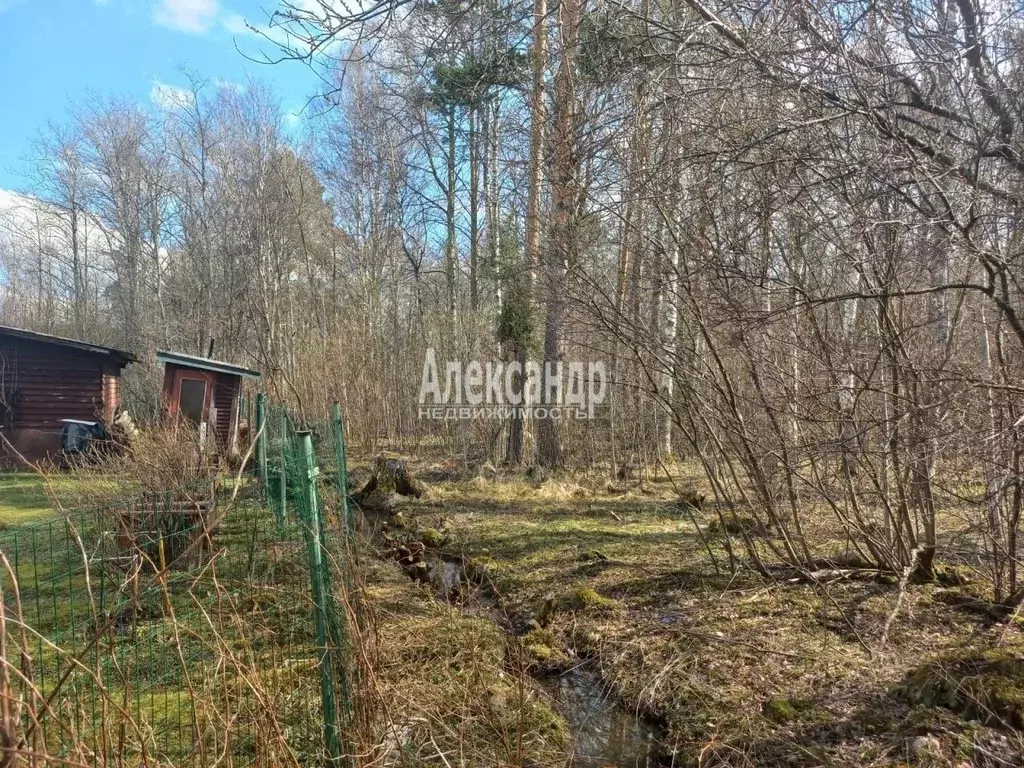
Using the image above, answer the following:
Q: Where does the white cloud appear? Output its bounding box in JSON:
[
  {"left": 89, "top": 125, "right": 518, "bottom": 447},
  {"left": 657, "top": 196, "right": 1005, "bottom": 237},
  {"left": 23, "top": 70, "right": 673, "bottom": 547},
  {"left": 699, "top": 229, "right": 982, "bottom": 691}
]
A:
[
  {"left": 153, "top": 0, "right": 220, "bottom": 33},
  {"left": 221, "top": 12, "right": 253, "bottom": 36},
  {"left": 0, "top": 189, "right": 32, "bottom": 220},
  {"left": 214, "top": 78, "right": 246, "bottom": 92},
  {"left": 150, "top": 79, "right": 193, "bottom": 110}
]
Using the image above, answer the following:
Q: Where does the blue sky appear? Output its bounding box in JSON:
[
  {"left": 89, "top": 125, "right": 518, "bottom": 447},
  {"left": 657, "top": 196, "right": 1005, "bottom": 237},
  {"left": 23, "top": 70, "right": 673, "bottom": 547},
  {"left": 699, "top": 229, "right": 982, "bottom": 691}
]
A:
[{"left": 0, "top": 0, "right": 320, "bottom": 190}]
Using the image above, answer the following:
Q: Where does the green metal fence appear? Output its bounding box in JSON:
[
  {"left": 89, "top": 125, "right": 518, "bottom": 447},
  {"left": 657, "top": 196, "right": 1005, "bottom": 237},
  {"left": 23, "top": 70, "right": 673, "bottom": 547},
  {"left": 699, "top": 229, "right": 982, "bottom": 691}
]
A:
[
  {"left": 0, "top": 402, "right": 356, "bottom": 767},
  {"left": 258, "top": 400, "right": 357, "bottom": 765},
  {"left": 252, "top": 400, "right": 355, "bottom": 539}
]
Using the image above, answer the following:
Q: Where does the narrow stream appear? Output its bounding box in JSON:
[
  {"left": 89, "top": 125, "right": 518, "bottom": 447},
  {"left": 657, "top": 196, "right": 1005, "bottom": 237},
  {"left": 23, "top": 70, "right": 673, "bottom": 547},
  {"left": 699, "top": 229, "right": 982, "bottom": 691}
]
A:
[
  {"left": 539, "top": 667, "right": 666, "bottom": 768},
  {"left": 356, "top": 507, "right": 668, "bottom": 767}
]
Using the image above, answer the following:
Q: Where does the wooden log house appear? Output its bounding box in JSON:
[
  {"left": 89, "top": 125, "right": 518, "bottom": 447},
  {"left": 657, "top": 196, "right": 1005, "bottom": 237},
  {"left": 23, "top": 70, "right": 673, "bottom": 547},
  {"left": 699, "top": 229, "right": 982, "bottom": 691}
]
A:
[{"left": 0, "top": 325, "right": 137, "bottom": 461}]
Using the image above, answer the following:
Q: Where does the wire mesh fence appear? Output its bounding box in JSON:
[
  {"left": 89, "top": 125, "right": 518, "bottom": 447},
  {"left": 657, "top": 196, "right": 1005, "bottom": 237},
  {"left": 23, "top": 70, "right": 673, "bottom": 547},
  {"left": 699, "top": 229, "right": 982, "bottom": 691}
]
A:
[
  {"left": 0, "top": 402, "right": 357, "bottom": 767},
  {"left": 250, "top": 396, "right": 356, "bottom": 541}
]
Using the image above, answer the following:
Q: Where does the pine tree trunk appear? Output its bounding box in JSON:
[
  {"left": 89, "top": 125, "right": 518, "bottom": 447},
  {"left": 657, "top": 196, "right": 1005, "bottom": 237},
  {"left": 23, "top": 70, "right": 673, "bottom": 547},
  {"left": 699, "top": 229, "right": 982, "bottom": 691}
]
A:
[
  {"left": 538, "top": 0, "right": 583, "bottom": 468},
  {"left": 507, "top": 0, "right": 547, "bottom": 465}
]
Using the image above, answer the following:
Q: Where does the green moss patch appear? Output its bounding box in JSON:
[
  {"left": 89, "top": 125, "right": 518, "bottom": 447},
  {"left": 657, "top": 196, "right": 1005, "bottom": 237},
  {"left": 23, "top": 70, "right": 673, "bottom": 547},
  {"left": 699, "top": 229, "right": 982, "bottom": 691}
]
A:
[
  {"left": 896, "top": 650, "right": 1024, "bottom": 730},
  {"left": 418, "top": 527, "right": 446, "bottom": 548},
  {"left": 706, "top": 514, "right": 771, "bottom": 537},
  {"left": 521, "top": 628, "right": 571, "bottom": 671},
  {"left": 565, "top": 587, "right": 619, "bottom": 612},
  {"left": 464, "top": 555, "right": 494, "bottom": 584},
  {"left": 762, "top": 696, "right": 833, "bottom": 726}
]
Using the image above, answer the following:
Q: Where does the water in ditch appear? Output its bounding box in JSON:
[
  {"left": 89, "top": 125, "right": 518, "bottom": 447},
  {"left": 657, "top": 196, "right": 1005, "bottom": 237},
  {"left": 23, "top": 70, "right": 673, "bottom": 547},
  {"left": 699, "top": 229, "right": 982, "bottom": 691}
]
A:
[
  {"left": 540, "top": 666, "right": 667, "bottom": 767},
  {"left": 357, "top": 507, "right": 668, "bottom": 767}
]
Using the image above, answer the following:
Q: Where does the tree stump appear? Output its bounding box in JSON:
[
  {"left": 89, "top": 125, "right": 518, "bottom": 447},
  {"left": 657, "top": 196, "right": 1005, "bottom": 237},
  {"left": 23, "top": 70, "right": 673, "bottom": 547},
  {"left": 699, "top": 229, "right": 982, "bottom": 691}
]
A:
[{"left": 352, "top": 452, "right": 424, "bottom": 511}]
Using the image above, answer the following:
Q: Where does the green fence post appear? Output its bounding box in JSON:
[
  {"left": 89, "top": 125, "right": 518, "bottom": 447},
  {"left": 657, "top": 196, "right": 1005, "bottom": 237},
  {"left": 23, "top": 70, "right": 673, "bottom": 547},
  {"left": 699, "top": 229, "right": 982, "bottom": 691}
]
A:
[
  {"left": 277, "top": 407, "right": 288, "bottom": 532},
  {"left": 256, "top": 393, "right": 268, "bottom": 494},
  {"left": 296, "top": 431, "right": 344, "bottom": 765},
  {"left": 330, "top": 403, "right": 358, "bottom": 724},
  {"left": 331, "top": 403, "right": 355, "bottom": 542}
]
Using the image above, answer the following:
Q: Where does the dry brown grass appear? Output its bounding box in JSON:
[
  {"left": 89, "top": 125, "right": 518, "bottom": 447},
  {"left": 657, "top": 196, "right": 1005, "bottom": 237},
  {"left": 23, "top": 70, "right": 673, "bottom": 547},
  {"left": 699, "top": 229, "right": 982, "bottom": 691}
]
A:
[
  {"left": 375, "top": 461, "right": 1024, "bottom": 767},
  {"left": 351, "top": 556, "right": 571, "bottom": 766}
]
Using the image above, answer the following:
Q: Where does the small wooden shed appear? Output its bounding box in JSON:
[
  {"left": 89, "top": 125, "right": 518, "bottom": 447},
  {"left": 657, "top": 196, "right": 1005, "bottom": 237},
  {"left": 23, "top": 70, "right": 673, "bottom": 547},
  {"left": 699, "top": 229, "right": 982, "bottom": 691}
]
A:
[
  {"left": 0, "top": 325, "right": 137, "bottom": 460},
  {"left": 157, "top": 350, "right": 260, "bottom": 454}
]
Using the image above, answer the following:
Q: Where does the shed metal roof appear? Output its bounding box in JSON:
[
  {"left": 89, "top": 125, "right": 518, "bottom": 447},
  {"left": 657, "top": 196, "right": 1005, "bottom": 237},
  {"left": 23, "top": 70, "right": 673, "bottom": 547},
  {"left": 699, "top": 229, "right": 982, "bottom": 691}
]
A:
[
  {"left": 0, "top": 325, "right": 137, "bottom": 366},
  {"left": 156, "top": 349, "right": 261, "bottom": 380}
]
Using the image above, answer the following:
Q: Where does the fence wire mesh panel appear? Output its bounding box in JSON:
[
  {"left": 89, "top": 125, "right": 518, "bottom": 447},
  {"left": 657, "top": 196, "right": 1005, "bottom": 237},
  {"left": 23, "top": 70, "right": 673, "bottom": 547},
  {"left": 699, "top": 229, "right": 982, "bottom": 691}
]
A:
[
  {"left": 0, "top": 403, "right": 356, "bottom": 767},
  {"left": 262, "top": 402, "right": 357, "bottom": 759}
]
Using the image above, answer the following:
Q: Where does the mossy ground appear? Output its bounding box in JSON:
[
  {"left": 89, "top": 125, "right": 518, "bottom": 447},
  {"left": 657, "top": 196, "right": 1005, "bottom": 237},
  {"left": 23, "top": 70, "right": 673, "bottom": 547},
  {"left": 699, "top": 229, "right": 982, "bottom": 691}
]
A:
[
  {"left": 897, "top": 649, "right": 1024, "bottom": 730},
  {"left": 368, "top": 461, "right": 1024, "bottom": 767},
  {"left": 12, "top": 459, "right": 1024, "bottom": 766}
]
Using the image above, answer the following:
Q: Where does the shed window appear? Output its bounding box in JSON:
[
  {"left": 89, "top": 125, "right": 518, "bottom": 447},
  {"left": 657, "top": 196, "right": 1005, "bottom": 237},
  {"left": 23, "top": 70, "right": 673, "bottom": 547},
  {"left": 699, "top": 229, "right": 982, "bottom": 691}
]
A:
[{"left": 178, "top": 379, "right": 207, "bottom": 425}]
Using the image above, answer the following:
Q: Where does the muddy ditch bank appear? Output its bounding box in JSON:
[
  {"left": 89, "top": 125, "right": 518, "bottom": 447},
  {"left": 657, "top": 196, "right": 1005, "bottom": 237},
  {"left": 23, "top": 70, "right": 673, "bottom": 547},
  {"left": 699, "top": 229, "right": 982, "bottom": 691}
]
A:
[{"left": 355, "top": 506, "right": 672, "bottom": 767}]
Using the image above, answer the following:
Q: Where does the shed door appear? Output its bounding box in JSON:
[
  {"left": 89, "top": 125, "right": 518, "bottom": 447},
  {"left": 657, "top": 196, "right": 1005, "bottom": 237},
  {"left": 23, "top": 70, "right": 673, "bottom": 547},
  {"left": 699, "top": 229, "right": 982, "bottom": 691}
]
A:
[{"left": 178, "top": 378, "right": 207, "bottom": 426}]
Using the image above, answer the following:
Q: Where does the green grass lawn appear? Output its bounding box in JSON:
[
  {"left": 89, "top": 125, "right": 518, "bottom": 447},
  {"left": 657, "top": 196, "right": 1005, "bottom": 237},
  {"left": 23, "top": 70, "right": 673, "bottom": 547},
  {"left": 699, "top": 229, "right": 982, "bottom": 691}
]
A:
[
  {"left": 0, "top": 471, "right": 127, "bottom": 529},
  {"left": 0, "top": 489, "right": 331, "bottom": 766},
  {"left": 0, "top": 472, "right": 58, "bottom": 527}
]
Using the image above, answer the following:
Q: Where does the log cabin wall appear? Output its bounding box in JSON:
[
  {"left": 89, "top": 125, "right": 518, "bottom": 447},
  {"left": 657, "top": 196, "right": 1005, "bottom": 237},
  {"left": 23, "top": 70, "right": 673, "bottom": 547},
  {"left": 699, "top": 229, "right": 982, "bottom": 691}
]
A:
[{"left": 0, "top": 336, "right": 122, "bottom": 460}]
